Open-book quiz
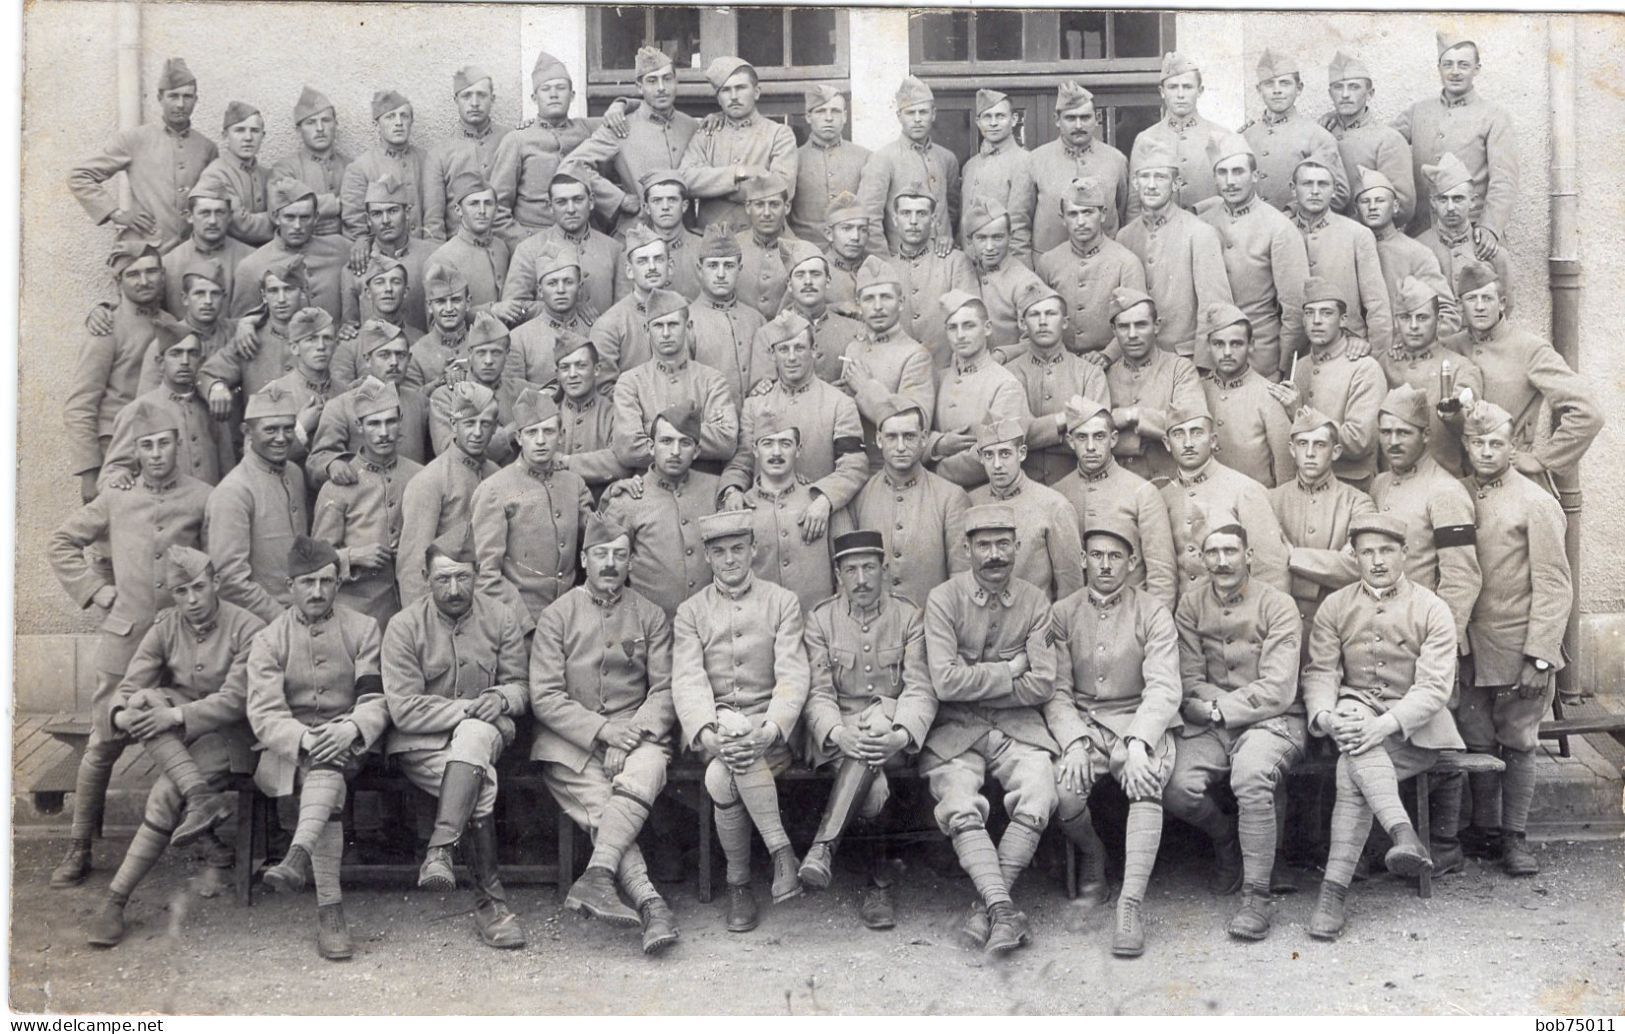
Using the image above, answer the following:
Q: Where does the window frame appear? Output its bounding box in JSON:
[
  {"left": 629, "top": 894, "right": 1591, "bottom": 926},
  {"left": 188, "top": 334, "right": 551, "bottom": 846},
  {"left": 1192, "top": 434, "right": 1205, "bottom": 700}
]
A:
[{"left": 907, "top": 9, "right": 1173, "bottom": 75}]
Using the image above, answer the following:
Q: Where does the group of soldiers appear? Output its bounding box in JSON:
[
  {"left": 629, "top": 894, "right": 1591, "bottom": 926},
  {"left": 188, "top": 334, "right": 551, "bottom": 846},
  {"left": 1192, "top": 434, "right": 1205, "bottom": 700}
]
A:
[{"left": 53, "top": 32, "right": 1601, "bottom": 964}]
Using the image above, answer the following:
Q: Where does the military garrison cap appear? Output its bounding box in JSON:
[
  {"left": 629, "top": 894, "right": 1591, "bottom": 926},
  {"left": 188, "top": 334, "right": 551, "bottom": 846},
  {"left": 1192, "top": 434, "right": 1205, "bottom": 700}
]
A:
[{"left": 288, "top": 535, "right": 340, "bottom": 578}]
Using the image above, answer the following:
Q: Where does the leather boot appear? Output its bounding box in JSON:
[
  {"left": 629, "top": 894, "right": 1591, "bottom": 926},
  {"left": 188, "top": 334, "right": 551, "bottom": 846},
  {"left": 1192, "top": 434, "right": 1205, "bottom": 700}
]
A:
[
  {"left": 50, "top": 839, "right": 92, "bottom": 889},
  {"left": 1061, "top": 813, "right": 1109, "bottom": 908},
  {"left": 261, "top": 844, "right": 311, "bottom": 894},
  {"left": 1111, "top": 896, "right": 1145, "bottom": 958},
  {"left": 1226, "top": 886, "right": 1272, "bottom": 941},
  {"left": 419, "top": 762, "right": 483, "bottom": 891},
  {"left": 565, "top": 865, "right": 641, "bottom": 927},
  {"left": 1210, "top": 826, "right": 1244, "bottom": 896},
  {"left": 1308, "top": 881, "right": 1348, "bottom": 941},
  {"left": 466, "top": 818, "right": 525, "bottom": 949},
  {"left": 1460, "top": 825, "right": 1502, "bottom": 860},
  {"left": 798, "top": 841, "right": 835, "bottom": 890},
  {"left": 1431, "top": 842, "right": 1467, "bottom": 876},
  {"left": 769, "top": 846, "right": 803, "bottom": 903},
  {"left": 316, "top": 902, "right": 354, "bottom": 960},
  {"left": 418, "top": 846, "right": 457, "bottom": 891},
  {"left": 957, "top": 900, "right": 990, "bottom": 949},
  {"left": 1382, "top": 822, "right": 1433, "bottom": 879},
  {"left": 171, "top": 795, "right": 234, "bottom": 849},
  {"left": 984, "top": 901, "right": 1031, "bottom": 955},
  {"left": 859, "top": 884, "right": 895, "bottom": 930},
  {"left": 724, "top": 881, "right": 759, "bottom": 933},
  {"left": 639, "top": 897, "right": 679, "bottom": 954},
  {"left": 1501, "top": 830, "right": 1539, "bottom": 876},
  {"left": 84, "top": 895, "right": 127, "bottom": 947}
]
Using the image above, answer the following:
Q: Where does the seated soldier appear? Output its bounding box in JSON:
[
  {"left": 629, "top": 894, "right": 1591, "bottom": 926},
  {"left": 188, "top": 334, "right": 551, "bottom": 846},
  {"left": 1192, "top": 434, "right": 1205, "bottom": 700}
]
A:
[
  {"left": 1047, "top": 519, "right": 1181, "bottom": 959},
  {"left": 532, "top": 513, "right": 680, "bottom": 956},
  {"left": 397, "top": 382, "right": 500, "bottom": 603},
  {"left": 799, "top": 530, "right": 936, "bottom": 930},
  {"left": 672, "top": 510, "right": 812, "bottom": 933},
  {"left": 84, "top": 547, "right": 266, "bottom": 947},
  {"left": 922, "top": 503, "right": 1058, "bottom": 956},
  {"left": 1304, "top": 513, "right": 1465, "bottom": 940},
  {"left": 247, "top": 536, "right": 391, "bottom": 961}
]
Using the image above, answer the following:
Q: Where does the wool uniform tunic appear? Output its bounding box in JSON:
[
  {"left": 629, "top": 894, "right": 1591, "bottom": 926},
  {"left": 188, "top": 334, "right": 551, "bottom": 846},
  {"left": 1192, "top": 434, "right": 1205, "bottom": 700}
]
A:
[
  {"left": 162, "top": 236, "right": 254, "bottom": 319},
  {"left": 734, "top": 232, "right": 799, "bottom": 321},
  {"left": 1053, "top": 461, "right": 1179, "bottom": 612},
  {"left": 928, "top": 356, "right": 1033, "bottom": 488},
  {"left": 599, "top": 470, "right": 720, "bottom": 618},
  {"left": 572, "top": 106, "right": 701, "bottom": 208},
  {"left": 341, "top": 143, "right": 445, "bottom": 243},
  {"left": 771, "top": 309, "right": 864, "bottom": 387},
  {"left": 790, "top": 138, "right": 871, "bottom": 241},
  {"left": 396, "top": 449, "right": 497, "bottom": 604},
  {"left": 245, "top": 605, "right": 390, "bottom": 797},
  {"left": 1200, "top": 369, "right": 1295, "bottom": 487},
  {"left": 505, "top": 308, "right": 599, "bottom": 388},
  {"left": 1370, "top": 454, "right": 1482, "bottom": 641},
  {"left": 588, "top": 292, "right": 659, "bottom": 374},
  {"left": 973, "top": 261, "right": 1041, "bottom": 350},
  {"left": 1439, "top": 319, "right": 1601, "bottom": 479},
  {"left": 1127, "top": 113, "right": 1229, "bottom": 221},
  {"left": 852, "top": 468, "right": 970, "bottom": 611},
  {"left": 1393, "top": 89, "right": 1518, "bottom": 241},
  {"left": 139, "top": 319, "right": 233, "bottom": 396},
  {"left": 840, "top": 330, "right": 937, "bottom": 459},
  {"left": 678, "top": 115, "right": 800, "bottom": 232},
  {"left": 196, "top": 320, "right": 295, "bottom": 401},
  {"left": 611, "top": 357, "right": 739, "bottom": 469},
  {"left": 1104, "top": 348, "right": 1205, "bottom": 481},
  {"left": 427, "top": 121, "right": 510, "bottom": 236},
  {"left": 802, "top": 592, "right": 936, "bottom": 767},
  {"left": 490, "top": 118, "right": 625, "bottom": 236},
  {"left": 270, "top": 146, "right": 351, "bottom": 238},
  {"left": 339, "top": 237, "right": 439, "bottom": 335},
  {"left": 1463, "top": 470, "right": 1570, "bottom": 684},
  {"left": 506, "top": 227, "right": 623, "bottom": 318},
  {"left": 1199, "top": 198, "right": 1311, "bottom": 377},
  {"left": 724, "top": 377, "right": 869, "bottom": 508},
  {"left": 823, "top": 252, "right": 870, "bottom": 319},
  {"left": 1002, "top": 345, "right": 1110, "bottom": 485},
  {"left": 1328, "top": 111, "right": 1416, "bottom": 228},
  {"left": 967, "top": 475, "right": 1086, "bottom": 602},
  {"left": 427, "top": 229, "right": 511, "bottom": 311},
  {"left": 66, "top": 299, "right": 168, "bottom": 476},
  {"left": 199, "top": 156, "right": 275, "bottom": 245},
  {"left": 70, "top": 122, "right": 219, "bottom": 250},
  {"left": 742, "top": 477, "right": 855, "bottom": 614},
  {"left": 892, "top": 245, "right": 977, "bottom": 367},
  {"left": 309, "top": 382, "right": 430, "bottom": 483},
  {"left": 1415, "top": 225, "right": 1513, "bottom": 316},
  {"left": 857, "top": 138, "right": 961, "bottom": 256},
  {"left": 960, "top": 141, "right": 1037, "bottom": 265},
  {"left": 231, "top": 235, "right": 350, "bottom": 322},
  {"left": 1035, "top": 237, "right": 1147, "bottom": 354},
  {"left": 259, "top": 369, "right": 341, "bottom": 468},
  {"left": 469, "top": 463, "right": 593, "bottom": 629},
  {"left": 557, "top": 393, "right": 630, "bottom": 494},
  {"left": 613, "top": 226, "right": 705, "bottom": 302},
  {"left": 1269, "top": 476, "right": 1376, "bottom": 629},
  {"left": 312, "top": 454, "right": 423, "bottom": 627},
  {"left": 1303, "top": 577, "right": 1465, "bottom": 752},
  {"left": 1372, "top": 227, "right": 1462, "bottom": 335},
  {"left": 204, "top": 451, "right": 310, "bottom": 624},
  {"left": 1118, "top": 205, "right": 1234, "bottom": 363},
  {"left": 1292, "top": 209, "right": 1392, "bottom": 352},
  {"left": 1375, "top": 344, "right": 1482, "bottom": 476},
  {"left": 425, "top": 376, "right": 536, "bottom": 467},
  {"left": 1161, "top": 460, "right": 1293, "bottom": 597},
  {"left": 672, "top": 575, "right": 811, "bottom": 748},
  {"left": 1242, "top": 110, "right": 1350, "bottom": 213},
  {"left": 1291, "top": 337, "right": 1386, "bottom": 486},
  {"left": 1174, "top": 577, "right": 1304, "bottom": 726},
  {"left": 1030, "top": 137, "right": 1131, "bottom": 253},
  {"left": 100, "top": 385, "right": 232, "bottom": 489},
  {"left": 690, "top": 298, "right": 770, "bottom": 405}
]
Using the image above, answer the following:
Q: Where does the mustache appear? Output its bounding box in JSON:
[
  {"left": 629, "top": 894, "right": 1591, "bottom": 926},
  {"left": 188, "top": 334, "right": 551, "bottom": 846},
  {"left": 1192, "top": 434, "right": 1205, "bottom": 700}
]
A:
[{"left": 980, "top": 558, "right": 1011, "bottom": 570}]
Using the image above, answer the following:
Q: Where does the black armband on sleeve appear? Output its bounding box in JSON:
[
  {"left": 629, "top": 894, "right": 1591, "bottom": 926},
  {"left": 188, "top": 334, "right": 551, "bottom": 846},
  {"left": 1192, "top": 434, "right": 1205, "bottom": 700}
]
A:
[
  {"left": 354, "top": 674, "right": 384, "bottom": 697},
  {"left": 1433, "top": 524, "right": 1476, "bottom": 549},
  {"left": 833, "top": 435, "right": 866, "bottom": 457}
]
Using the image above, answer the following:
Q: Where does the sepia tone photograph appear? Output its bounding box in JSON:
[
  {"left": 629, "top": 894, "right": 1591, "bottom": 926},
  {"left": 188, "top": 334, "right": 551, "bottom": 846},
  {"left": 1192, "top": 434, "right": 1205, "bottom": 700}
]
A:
[{"left": 7, "top": 0, "right": 1624, "bottom": 1017}]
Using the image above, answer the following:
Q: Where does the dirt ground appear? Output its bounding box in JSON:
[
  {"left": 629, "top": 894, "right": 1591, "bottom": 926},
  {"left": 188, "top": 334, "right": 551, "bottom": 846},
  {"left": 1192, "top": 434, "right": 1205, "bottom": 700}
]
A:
[{"left": 8, "top": 831, "right": 1623, "bottom": 1016}]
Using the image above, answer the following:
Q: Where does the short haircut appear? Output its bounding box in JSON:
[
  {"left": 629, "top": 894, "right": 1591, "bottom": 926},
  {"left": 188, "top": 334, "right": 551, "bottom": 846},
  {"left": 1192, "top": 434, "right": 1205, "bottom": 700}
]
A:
[
  {"left": 892, "top": 193, "right": 937, "bottom": 213},
  {"left": 423, "top": 542, "right": 476, "bottom": 571},
  {"left": 877, "top": 407, "right": 926, "bottom": 434},
  {"left": 1204, "top": 523, "right": 1249, "bottom": 549}
]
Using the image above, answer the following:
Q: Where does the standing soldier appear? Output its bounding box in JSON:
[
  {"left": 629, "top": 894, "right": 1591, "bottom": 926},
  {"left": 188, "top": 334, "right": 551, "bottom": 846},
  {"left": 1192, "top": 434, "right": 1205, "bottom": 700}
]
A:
[
  {"left": 1052, "top": 396, "right": 1179, "bottom": 611},
  {"left": 1289, "top": 161, "right": 1392, "bottom": 353},
  {"left": 851, "top": 396, "right": 970, "bottom": 610},
  {"left": 610, "top": 289, "right": 738, "bottom": 470},
  {"left": 340, "top": 90, "right": 443, "bottom": 248},
  {"left": 231, "top": 178, "right": 350, "bottom": 322},
  {"left": 405, "top": 264, "right": 476, "bottom": 390},
  {"left": 427, "top": 174, "right": 518, "bottom": 321},
  {"left": 531, "top": 514, "right": 681, "bottom": 955},
  {"left": 1270, "top": 408, "right": 1376, "bottom": 632},
  {"left": 791, "top": 86, "right": 869, "bottom": 243},
  {"left": 926, "top": 291, "right": 1032, "bottom": 488},
  {"left": 382, "top": 528, "right": 528, "bottom": 950},
  {"left": 772, "top": 241, "right": 864, "bottom": 385},
  {"left": 1034, "top": 176, "right": 1146, "bottom": 357},
  {"left": 398, "top": 382, "right": 498, "bottom": 603},
  {"left": 1323, "top": 53, "right": 1416, "bottom": 229},
  {"left": 799, "top": 530, "right": 936, "bottom": 929},
  {"left": 963, "top": 200, "right": 1044, "bottom": 350},
  {"left": 1241, "top": 49, "right": 1349, "bottom": 213},
  {"left": 551, "top": 333, "right": 632, "bottom": 496},
  {"left": 998, "top": 280, "right": 1110, "bottom": 485},
  {"left": 888, "top": 191, "right": 977, "bottom": 365},
  {"left": 1102, "top": 288, "right": 1205, "bottom": 481},
  {"left": 1377, "top": 277, "right": 1482, "bottom": 475},
  {"left": 1353, "top": 169, "right": 1459, "bottom": 336},
  {"left": 732, "top": 174, "right": 798, "bottom": 320},
  {"left": 1198, "top": 304, "right": 1294, "bottom": 488},
  {"left": 161, "top": 183, "right": 253, "bottom": 317},
  {"left": 1031, "top": 83, "right": 1130, "bottom": 253},
  {"left": 1274, "top": 278, "right": 1387, "bottom": 491},
  {"left": 259, "top": 307, "right": 343, "bottom": 467},
  {"left": 689, "top": 226, "right": 770, "bottom": 404},
  {"left": 1458, "top": 400, "right": 1572, "bottom": 875},
  {"left": 82, "top": 546, "right": 264, "bottom": 947},
  {"left": 340, "top": 175, "right": 439, "bottom": 338},
  {"left": 1047, "top": 519, "right": 1182, "bottom": 957},
  {"left": 505, "top": 166, "right": 625, "bottom": 318},
  {"left": 200, "top": 257, "right": 307, "bottom": 404},
  {"left": 248, "top": 536, "right": 390, "bottom": 961},
  {"left": 151, "top": 258, "right": 236, "bottom": 392},
  {"left": 569, "top": 47, "right": 699, "bottom": 207},
  {"left": 838, "top": 260, "right": 937, "bottom": 454},
  {"left": 312, "top": 320, "right": 430, "bottom": 480},
  {"left": 426, "top": 314, "right": 529, "bottom": 464},
  {"left": 506, "top": 242, "right": 598, "bottom": 387},
  {"left": 336, "top": 256, "right": 423, "bottom": 370},
  {"left": 614, "top": 171, "right": 703, "bottom": 301},
  {"left": 673, "top": 510, "right": 812, "bottom": 932},
  {"left": 922, "top": 503, "right": 1058, "bottom": 955},
  {"left": 679, "top": 57, "right": 799, "bottom": 233},
  {"left": 46, "top": 401, "right": 212, "bottom": 888},
  {"left": 100, "top": 332, "right": 232, "bottom": 489},
  {"left": 858, "top": 77, "right": 960, "bottom": 256},
  {"left": 820, "top": 194, "right": 877, "bottom": 319},
  {"left": 70, "top": 58, "right": 216, "bottom": 250},
  {"left": 271, "top": 87, "right": 350, "bottom": 238},
  {"left": 967, "top": 418, "right": 1085, "bottom": 602},
  {"left": 198, "top": 102, "right": 274, "bottom": 246},
  {"left": 737, "top": 410, "right": 855, "bottom": 613},
  {"left": 960, "top": 89, "right": 1036, "bottom": 267},
  {"left": 428, "top": 67, "right": 509, "bottom": 238},
  {"left": 1415, "top": 156, "right": 1513, "bottom": 310},
  {"left": 1127, "top": 53, "right": 1226, "bottom": 220},
  {"left": 1304, "top": 514, "right": 1464, "bottom": 941}
]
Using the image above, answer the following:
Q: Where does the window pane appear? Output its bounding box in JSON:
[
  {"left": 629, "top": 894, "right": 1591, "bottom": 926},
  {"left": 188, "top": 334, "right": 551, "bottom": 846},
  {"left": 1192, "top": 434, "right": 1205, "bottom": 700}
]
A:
[
  {"left": 1114, "top": 12, "right": 1163, "bottom": 58},
  {"left": 915, "top": 11, "right": 969, "bottom": 63},
  {"left": 1058, "top": 11, "right": 1107, "bottom": 60},
  {"left": 598, "top": 9, "right": 643, "bottom": 71},
  {"left": 738, "top": 8, "right": 785, "bottom": 67},
  {"left": 790, "top": 8, "right": 837, "bottom": 67},
  {"left": 1109, "top": 103, "right": 1163, "bottom": 154},
  {"left": 651, "top": 8, "right": 703, "bottom": 71},
  {"left": 976, "top": 10, "right": 1024, "bottom": 62}
]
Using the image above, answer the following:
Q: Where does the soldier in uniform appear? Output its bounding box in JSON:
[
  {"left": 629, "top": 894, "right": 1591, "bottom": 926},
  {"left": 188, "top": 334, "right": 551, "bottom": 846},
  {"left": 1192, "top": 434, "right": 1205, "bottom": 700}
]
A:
[
  {"left": 1198, "top": 304, "right": 1294, "bottom": 487},
  {"left": 428, "top": 174, "right": 519, "bottom": 322},
  {"left": 427, "top": 67, "right": 509, "bottom": 238},
  {"left": 197, "top": 102, "right": 274, "bottom": 246},
  {"left": 1241, "top": 49, "right": 1348, "bottom": 213},
  {"left": 506, "top": 166, "right": 625, "bottom": 318},
  {"left": 610, "top": 288, "right": 738, "bottom": 470},
  {"left": 1303, "top": 513, "right": 1464, "bottom": 940},
  {"left": 614, "top": 171, "right": 702, "bottom": 302},
  {"left": 1127, "top": 52, "right": 1226, "bottom": 220},
  {"left": 1052, "top": 395, "right": 1179, "bottom": 611},
  {"left": 150, "top": 257, "right": 235, "bottom": 393},
  {"left": 960, "top": 89, "right": 1036, "bottom": 267},
  {"left": 1378, "top": 277, "right": 1481, "bottom": 475},
  {"left": 259, "top": 307, "right": 343, "bottom": 468},
  {"left": 689, "top": 225, "right": 770, "bottom": 404},
  {"left": 851, "top": 396, "right": 970, "bottom": 610},
  {"left": 1288, "top": 160, "right": 1392, "bottom": 353},
  {"left": 161, "top": 182, "right": 253, "bottom": 318},
  {"left": 1353, "top": 168, "right": 1460, "bottom": 336},
  {"left": 858, "top": 77, "right": 959, "bottom": 256},
  {"left": 818, "top": 193, "right": 875, "bottom": 318},
  {"left": 532, "top": 513, "right": 680, "bottom": 955},
  {"left": 271, "top": 86, "right": 350, "bottom": 238},
  {"left": 1323, "top": 52, "right": 1416, "bottom": 229},
  {"left": 231, "top": 178, "right": 349, "bottom": 322},
  {"left": 340, "top": 90, "right": 444, "bottom": 247},
  {"left": 1270, "top": 408, "right": 1376, "bottom": 633},
  {"left": 1415, "top": 155, "right": 1512, "bottom": 311},
  {"left": 551, "top": 333, "right": 631, "bottom": 496},
  {"left": 47, "top": 400, "right": 212, "bottom": 888},
  {"left": 1163, "top": 524, "right": 1304, "bottom": 941},
  {"left": 312, "top": 320, "right": 430, "bottom": 480},
  {"left": 1047, "top": 519, "right": 1181, "bottom": 957},
  {"left": 679, "top": 57, "right": 799, "bottom": 233},
  {"left": 339, "top": 175, "right": 439, "bottom": 338},
  {"left": 1034, "top": 176, "right": 1146, "bottom": 357},
  {"left": 966, "top": 418, "right": 1085, "bottom": 602},
  {"left": 199, "top": 257, "right": 309, "bottom": 406},
  {"left": 837, "top": 260, "right": 936, "bottom": 456},
  {"left": 770, "top": 240, "right": 864, "bottom": 385},
  {"left": 427, "top": 313, "right": 530, "bottom": 465},
  {"left": 101, "top": 331, "right": 232, "bottom": 490},
  {"left": 590, "top": 226, "right": 672, "bottom": 375},
  {"left": 382, "top": 528, "right": 528, "bottom": 950},
  {"left": 70, "top": 57, "right": 216, "bottom": 250},
  {"left": 925, "top": 291, "right": 1032, "bottom": 488},
  {"left": 963, "top": 199, "right": 1045, "bottom": 351},
  {"left": 1458, "top": 401, "right": 1573, "bottom": 876},
  {"left": 506, "top": 241, "right": 599, "bottom": 388},
  {"left": 568, "top": 47, "right": 700, "bottom": 211},
  {"left": 999, "top": 279, "right": 1110, "bottom": 485},
  {"left": 1101, "top": 287, "right": 1204, "bottom": 481},
  {"left": 730, "top": 174, "right": 798, "bottom": 320},
  {"left": 798, "top": 530, "right": 936, "bottom": 929},
  {"left": 922, "top": 503, "right": 1057, "bottom": 955},
  {"left": 1274, "top": 277, "right": 1387, "bottom": 491},
  {"left": 889, "top": 191, "right": 977, "bottom": 365},
  {"left": 398, "top": 382, "right": 499, "bottom": 604},
  {"left": 82, "top": 546, "right": 264, "bottom": 947},
  {"left": 248, "top": 536, "right": 390, "bottom": 960},
  {"left": 405, "top": 263, "right": 477, "bottom": 390},
  {"left": 336, "top": 256, "right": 424, "bottom": 373},
  {"left": 673, "top": 509, "right": 812, "bottom": 932},
  {"left": 791, "top": 86, "right": 870, "bottom": 243},
  {"left": 1031, "top": 82, "right": 1130, "bottom": 253},
  {"left": 738, "top": 409, "right": 855, "bottom": 613}
]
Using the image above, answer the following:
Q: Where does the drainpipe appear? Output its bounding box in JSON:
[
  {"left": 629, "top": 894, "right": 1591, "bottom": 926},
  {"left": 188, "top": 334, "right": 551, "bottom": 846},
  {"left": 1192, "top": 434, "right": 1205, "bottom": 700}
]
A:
[
  {"left": 116, "top": 1, "right": 142, "bottom": 210},
  {"left": 1547, "top": 15, "right": 1583, "bottom": 703}
]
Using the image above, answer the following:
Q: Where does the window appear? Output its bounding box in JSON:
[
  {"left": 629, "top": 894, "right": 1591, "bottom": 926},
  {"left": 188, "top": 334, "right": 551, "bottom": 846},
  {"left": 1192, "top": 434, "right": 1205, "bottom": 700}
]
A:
[
  {"left": 593, "top": 6, "right": 702, "bottom": 73},
  {"left": 587, "top": 7, "right": 847, "bottom": 98},
  {"left": 739, "top": 7, "right": 840, "bottom": 71},
  {"left": 910, "top": 9, "right": 1173, "bottom": 69}
]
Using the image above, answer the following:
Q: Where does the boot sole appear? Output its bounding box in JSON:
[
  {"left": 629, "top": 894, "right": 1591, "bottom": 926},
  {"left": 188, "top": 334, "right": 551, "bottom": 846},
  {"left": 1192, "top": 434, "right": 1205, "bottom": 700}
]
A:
[
  {"left": 85, "top": 930, "right": 124, "bottom": 948},
  {"left": 1504, "top": 863, "right": 1540, "bottom": 877},
  {"left": 417, "top": 872, "right": 457, "bottom": 893},
  {"left": 261, "top": 871, "right": 305, "bottom": 894},
  {"left": 1226, "top": 924, "right": 1269, "bottom": 942},
  {"left": 771, "top": 884, "right": 804, "bottom": 905},
  {"left": 1110, "top": 943, "right": 1145, "bottom": 958},
  {"left": 50, "top": 873, "right": 89, "bottom": 890},
  {"left": 642, "top": 931, "right": 679, "bottom": 955},
  {"left": 170, "top": 808, "right": 230, "bottom": 849},
  {"left": 1307, "top": 927, "right": 1342, "bottom": 942},
  {"left": 726, "top": 918, "right": 760, "bottom": 933},
  {"left": 479, "top": 932, "right": 527, "bottom": 950},
  {"left": 566, "top": 896, "right": 643, "bottom": 928},
  {"left": 797, "top": 864, "right": 831, "bottom": 890},
  {"left": 1383, "top": 850, "right": 1433, "bottom": 880},
  {"left": 318, "top": 946, "right": 354, "bottom": 961},
  {"left": 985, "top": 930, "right": 1029, "bottom": 955}
]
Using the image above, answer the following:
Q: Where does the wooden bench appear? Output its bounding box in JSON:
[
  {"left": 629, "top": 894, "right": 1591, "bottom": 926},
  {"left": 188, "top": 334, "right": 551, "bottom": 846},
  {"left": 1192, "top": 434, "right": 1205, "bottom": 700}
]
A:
[{"left": 1539, "top": 708, "right": 1625, "bottom": 754}]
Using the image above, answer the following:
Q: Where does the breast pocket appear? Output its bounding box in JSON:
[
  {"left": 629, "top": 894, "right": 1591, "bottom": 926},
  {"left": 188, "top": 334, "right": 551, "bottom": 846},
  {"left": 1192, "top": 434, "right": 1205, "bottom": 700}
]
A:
[{"left": 877, "top": 646, "right": 906, "bottom": 694}]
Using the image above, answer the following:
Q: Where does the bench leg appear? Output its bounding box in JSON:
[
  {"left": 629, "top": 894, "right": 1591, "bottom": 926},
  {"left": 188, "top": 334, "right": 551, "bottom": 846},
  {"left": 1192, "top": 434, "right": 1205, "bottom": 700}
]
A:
[
  {"left": 697, "top": 797, "right": 713, "bottom": 904},
  {"left": 556, "top": 809, "right": 574, "bottom": 904},
  {"left": 1063, "top": 836, "right": 1078, "bottom": 900},
  {"left": 1416, "top": 772, "right": 1432, "bottom": 900},
  {"left": 1551, "top": 695, "right": 1572, "bottom": 759}
]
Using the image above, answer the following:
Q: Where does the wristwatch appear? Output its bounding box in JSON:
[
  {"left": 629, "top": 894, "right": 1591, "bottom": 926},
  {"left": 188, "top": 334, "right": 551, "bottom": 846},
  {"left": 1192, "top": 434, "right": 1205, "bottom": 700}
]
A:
[
  {"left": 1209, "top": 703, "right": 1225, "bottom": 728},
  {"left": 1532, "top": 657, "right": 1552, "bottom": 673}
]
